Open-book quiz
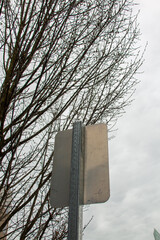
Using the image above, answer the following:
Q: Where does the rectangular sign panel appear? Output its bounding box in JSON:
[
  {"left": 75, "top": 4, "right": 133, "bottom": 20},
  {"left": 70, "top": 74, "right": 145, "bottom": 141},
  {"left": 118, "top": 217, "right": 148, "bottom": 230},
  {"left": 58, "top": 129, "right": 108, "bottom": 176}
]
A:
[
  {"left": 84, "top": 124, "right": 109, "bottom": 204},
  {"left": 50, "top": 123, "right": 110, "bottom": 208},
  {"left": 50, "top": 129, "right": 72, "bottom": 208}
]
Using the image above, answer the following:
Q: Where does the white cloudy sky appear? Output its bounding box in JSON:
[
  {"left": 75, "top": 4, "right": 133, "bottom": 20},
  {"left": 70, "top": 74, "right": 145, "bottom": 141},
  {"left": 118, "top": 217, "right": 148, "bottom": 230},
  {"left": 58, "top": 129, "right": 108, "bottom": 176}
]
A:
[{"left": 83, "top": 0, "right": 160, "bottom": 239}]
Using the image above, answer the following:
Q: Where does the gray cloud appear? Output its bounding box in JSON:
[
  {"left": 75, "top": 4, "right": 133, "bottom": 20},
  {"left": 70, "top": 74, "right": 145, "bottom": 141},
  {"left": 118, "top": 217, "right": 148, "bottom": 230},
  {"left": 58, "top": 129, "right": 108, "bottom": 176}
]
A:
[{"left": 83, "top": 0, "right": 160, "bottom": 239}]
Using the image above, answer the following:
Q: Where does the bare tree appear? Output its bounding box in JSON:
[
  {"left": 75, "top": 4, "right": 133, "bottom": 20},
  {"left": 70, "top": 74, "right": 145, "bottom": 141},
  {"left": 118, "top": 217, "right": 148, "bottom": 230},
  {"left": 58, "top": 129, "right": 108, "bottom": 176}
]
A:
[{"left": 0, "top": 0, "right": 143, "bottom": 239}]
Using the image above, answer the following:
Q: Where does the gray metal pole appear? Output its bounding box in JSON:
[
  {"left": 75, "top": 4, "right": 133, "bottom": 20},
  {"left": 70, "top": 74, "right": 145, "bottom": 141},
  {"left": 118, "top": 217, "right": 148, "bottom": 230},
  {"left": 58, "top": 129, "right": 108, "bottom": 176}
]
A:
[{"left": 68, "top": 122, "right": 84, "bottom": 240}]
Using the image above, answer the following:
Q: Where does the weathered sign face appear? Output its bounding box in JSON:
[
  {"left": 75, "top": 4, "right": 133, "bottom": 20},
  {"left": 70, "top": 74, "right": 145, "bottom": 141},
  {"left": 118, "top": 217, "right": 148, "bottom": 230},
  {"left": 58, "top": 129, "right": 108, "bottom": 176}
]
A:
[
  {"left": 83, "top": 124, "right": 110, "bottom": 205},
  {"left": 50, "top": 129, "right": 72, "bottom": 208},
  {"left": 50, "top": 123, "right": 110, "bottom": 208}
]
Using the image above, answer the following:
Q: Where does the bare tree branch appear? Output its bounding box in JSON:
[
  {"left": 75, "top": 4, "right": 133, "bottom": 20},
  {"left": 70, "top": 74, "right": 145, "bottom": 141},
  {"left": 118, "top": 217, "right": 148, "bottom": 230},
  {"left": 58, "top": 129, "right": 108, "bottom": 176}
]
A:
[{"left": 0, "top": 0, "right": 144, "bottom": 239}]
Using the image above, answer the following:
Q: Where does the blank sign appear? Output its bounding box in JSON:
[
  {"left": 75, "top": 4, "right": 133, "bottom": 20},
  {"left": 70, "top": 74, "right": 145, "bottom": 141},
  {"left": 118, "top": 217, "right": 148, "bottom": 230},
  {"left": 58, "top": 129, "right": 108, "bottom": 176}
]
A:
[
  {"left": 50, "top": 123, "right": 110, "bottom": 208},
  {"left": 84, "top": 124, "right": 109, "bottom": 204}
]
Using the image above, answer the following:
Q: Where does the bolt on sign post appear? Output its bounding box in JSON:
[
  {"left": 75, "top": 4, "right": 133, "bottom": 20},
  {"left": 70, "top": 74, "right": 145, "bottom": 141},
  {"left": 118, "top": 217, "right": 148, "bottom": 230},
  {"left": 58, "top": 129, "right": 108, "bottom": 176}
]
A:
[{"left": 50, "top": 122, "right": 110, "bottom": 240}]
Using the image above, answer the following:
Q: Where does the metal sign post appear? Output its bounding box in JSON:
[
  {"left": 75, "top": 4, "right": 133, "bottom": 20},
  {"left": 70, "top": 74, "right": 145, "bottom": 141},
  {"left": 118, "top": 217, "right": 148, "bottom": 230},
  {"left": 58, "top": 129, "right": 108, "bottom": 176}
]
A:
[
  {"left": 68, "top": 122, "right": 84, "bottom": 240},
  {"left": 50, "top": 123, "right": 110, "bottom": 239}
]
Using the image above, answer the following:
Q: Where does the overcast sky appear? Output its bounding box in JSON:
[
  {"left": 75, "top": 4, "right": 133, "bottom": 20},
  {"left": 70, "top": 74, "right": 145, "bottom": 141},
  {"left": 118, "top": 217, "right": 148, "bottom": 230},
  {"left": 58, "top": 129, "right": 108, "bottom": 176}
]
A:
[{"left": 83, "top": 1, "right": 160, "bottom": 239}]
